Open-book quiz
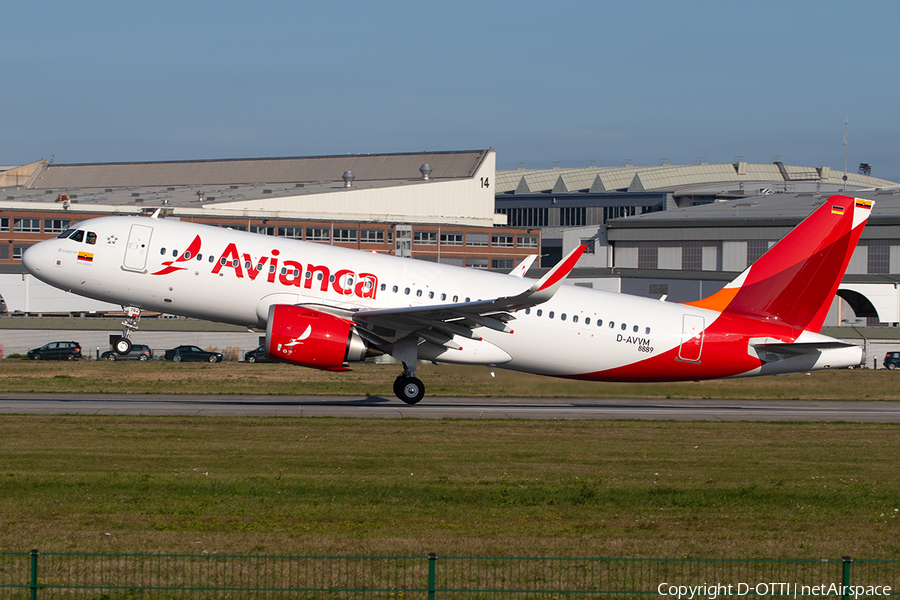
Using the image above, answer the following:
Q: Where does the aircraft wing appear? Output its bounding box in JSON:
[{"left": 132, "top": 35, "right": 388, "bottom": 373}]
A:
[{"left": 352, "top": 245, "right": 586, "bottom": 346}]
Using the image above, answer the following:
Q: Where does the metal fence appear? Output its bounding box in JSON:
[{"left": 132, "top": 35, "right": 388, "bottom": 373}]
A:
[{"left": 0, "top": 551, "right": 897, "bottom": 599}]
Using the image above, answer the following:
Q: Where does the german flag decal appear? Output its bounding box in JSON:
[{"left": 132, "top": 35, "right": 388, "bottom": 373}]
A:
[
  {"left": 856, "top": 198, "right": 874, "bottom": 209},
  {"left": 831, "top": 205, "right": 845, "bottom": 215},
  {"left": 77, "top": 251, "right": 94, "bottom": 262}
]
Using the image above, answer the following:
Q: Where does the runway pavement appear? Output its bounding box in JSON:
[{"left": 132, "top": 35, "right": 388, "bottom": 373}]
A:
[{"left": 0, "top": 394, "right": 899, "bottom": 422}]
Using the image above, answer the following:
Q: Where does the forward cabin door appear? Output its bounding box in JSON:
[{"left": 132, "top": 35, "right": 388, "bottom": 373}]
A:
[
  {"left": 678, "top": 314, "right": 704, "bottom": 362},
  {"left": 123, "top": 224, "right": 153, "bottom": 272}
]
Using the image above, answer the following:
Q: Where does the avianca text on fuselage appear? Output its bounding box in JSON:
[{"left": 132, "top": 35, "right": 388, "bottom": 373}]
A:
[{"left": 151, "top": 236, "right": 379, "bottom": 300}]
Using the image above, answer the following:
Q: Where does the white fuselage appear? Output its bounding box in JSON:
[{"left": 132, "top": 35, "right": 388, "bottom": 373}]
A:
[{"left": 23, "top": 215, "right": 707, "bottom": 377}]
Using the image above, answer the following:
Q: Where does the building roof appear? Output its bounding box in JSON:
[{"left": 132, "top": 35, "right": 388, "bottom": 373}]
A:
[
  {"left": 495, "top": 162, "right": 897, "bottom": 195},
  {"left": 24, "top": 150, "right": 490, "bottom": 189}
]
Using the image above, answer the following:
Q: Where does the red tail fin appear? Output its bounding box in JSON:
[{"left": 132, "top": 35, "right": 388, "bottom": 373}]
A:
[{"left": 686, "top": 195, "right": 873, "bottom": 332}]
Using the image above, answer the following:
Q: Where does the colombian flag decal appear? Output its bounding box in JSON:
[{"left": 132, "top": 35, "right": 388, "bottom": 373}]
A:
[
  {"left": 77, "top": 251, "right": 94, "bottom": 262},
  {"left": 831, "top": 205, "right": 845, "bottom": 215},
  {"left": 856, "top": 199, "right": 874, "bottom": 209}
]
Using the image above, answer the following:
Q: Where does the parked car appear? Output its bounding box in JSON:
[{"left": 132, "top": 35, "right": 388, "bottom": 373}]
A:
[
  {"left": 27, "top": 341, "right": 82, "bottom": 361},
  {"left": 100, "top": 344, "right": 152, "bottom": 361},
  {"left": 163, "top": 345, "right": 223, "bottom": 363},
  {"left": 244, "top": 345, "right": 273, "bottom": 363},
  {"left": 884, "top": 352, "right": 900, "bottom": 370}
]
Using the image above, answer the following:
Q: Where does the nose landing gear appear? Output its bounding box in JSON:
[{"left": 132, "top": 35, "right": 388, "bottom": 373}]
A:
[{"left": 115, "top": 306, "right": 142, "bottom": 355}]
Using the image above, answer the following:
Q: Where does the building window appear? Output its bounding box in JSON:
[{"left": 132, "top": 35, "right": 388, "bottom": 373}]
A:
[
  {"left": 13, "top": 218, "right": 41, "bottom": 233},
  {"left": 467, "top": 233, "right": 489, "bottom": 247},
  {"left": 581, "top": 238, "right": 595, "bottom": 254},
  {"left": 682, "top": 241, "right": 702, "bottom": 270},
  {"left": 560, "top": 206, "right": 586, "bottom": 227},
  {"left": 466, "top": 257, "right": 489, "bottom": 269},
  {"left": 440, "top": 233, "right": 463, "bottom": 246},
  {"left": 13, "top": 245, "right": 30, "bottom": 260},
  {"left": 278, "top": 227, "right": 303, "bottom": 239},
  {"left": 251, "top": 225, "right": 274, "bottom": 235},
  {"left": 44, "top": 219, "right": 71, "bottom": 234},
  {"left": 747, "top": 240, "right": 768, "bottom": 264},
  {"left": 491, "top": 234, "right": 514, "bottom": 247},
  {"left": 868, "top": 240, "right": 890, "bottom": 274},
  {"left": 0, "top": 245, "right": 7, "bottom": 260},
  {"left": 334, "top": 228, "right": 358, "bottom": 243},
  {"left": 498, "top": 207, "right": 548, "bottom": 227},
  {"left": 649, "top": 283, "right": 669, "bottom": 296},
  {"left": 517, "top": 235, "right": 538, "bottom": 248},
  {"left": 637, "top": 242, "right": 658, "bottom": 270},
  {"left": 361, "top": 229, "right": 385, "bottom": 244},
  {"left": 306, "top": 227, "right": 330, "bottom": 242},
  {"left": 0, "top": 217, "right": 8, "bottom": 232},
  {"left": 413, "top": 231, "right": 436, "bottom": 245},
  {"left": 491, "top": 258, "right": 514, "bottom": 269}
]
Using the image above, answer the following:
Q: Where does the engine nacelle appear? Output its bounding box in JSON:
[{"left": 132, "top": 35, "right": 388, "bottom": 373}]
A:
[{"left": 265, "top": 304, "right": 367, "bottom": 371}]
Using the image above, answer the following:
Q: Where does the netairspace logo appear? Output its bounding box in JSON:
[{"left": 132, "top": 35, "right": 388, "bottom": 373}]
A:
[{"left": 657, "top": 582, "right": 893, "bottom": 599}]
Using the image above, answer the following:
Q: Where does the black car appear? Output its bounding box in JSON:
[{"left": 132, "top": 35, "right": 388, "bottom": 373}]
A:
[
  {"left": 100, "top": 344, "right": 153, "bottom": 361},
  {"left": 163, "top": 345, "right": 223, "bottom": 363},
  {"left": 27, "top": 341, "right": 82, "bottom": 361},
  {"left": 884, "top": 352, "right": 900, "bottom": 370},
  {"left": 244, "top": 345, "right": 273, "bottom": 363}
]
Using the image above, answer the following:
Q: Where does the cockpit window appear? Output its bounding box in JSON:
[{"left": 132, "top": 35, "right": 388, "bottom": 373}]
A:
[
  {"left": 57, "top": 229, "right": 77, "bottom": 239},
  {"left": 86, "top": 232, "right": 97, "bottom": 245},
  {"left": 69, "top": 230, "right": 85, "bottom": 243}
]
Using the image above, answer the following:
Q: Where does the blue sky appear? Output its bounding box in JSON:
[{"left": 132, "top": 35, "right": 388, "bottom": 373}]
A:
[{"left": 4, "top": 1, "right": 899, "bottom": 180}]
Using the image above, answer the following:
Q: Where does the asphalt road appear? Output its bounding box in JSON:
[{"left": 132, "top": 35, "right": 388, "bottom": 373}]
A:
[{"left": 0, "top": 394, "right": 899, "bottom": 422}]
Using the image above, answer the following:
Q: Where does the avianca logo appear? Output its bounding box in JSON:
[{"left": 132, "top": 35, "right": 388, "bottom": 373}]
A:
[
  {"left": 152, "top": 237, "right": 379, "bottom": 300},
  {"left": 151, "top": 235, "right": 202, "bottom": 276}
]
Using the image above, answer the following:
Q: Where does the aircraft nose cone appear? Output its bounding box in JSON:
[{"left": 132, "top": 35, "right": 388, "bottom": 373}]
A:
[{"left": 22, "top": 242, "right": 45, "bottom": 274}]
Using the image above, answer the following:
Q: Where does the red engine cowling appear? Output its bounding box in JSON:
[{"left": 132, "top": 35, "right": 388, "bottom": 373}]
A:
[{"left": 265, "top": 304, "right": 367, "bottom": 371}]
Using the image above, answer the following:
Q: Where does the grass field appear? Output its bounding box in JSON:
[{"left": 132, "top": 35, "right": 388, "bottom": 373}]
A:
[
  {"left": 3, "top": 360, "right": 900, "bottom": 399},
  {"left": 1, "top": 362, "right": 898, "bottom": 560}
]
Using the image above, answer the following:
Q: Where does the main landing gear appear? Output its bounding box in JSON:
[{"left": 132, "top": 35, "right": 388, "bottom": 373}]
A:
[
  {"left": 391, "top": 336, "right": 425, "bottom": 404},
  {"left": 115, "top": 306, "right": 142, "bottom": 355},
  {"left": 393, "top": 373, "right": 425, "bottom": 405}
]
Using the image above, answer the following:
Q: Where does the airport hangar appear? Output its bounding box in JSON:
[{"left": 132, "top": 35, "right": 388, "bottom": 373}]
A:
[{"left": 1, "top": 150, "right": 900, "bottom": 360}]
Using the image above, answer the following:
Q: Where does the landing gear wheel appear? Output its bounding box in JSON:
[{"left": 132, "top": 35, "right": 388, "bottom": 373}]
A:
[
  {"left": 115, "top": 338, "right": 132, "bottom": 356},
  {"left": 395, "top": 376, "right": 425, "bottom": 405}
]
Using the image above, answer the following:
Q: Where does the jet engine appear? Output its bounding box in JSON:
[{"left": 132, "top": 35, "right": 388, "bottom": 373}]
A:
[{"left": 265, "top": 304, "right": 368, "bottom": 371}]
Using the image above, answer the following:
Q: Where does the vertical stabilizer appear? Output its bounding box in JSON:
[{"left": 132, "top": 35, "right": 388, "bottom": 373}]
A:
[{"left": 686, "top": 195, "right": 873, "bottom": 332}]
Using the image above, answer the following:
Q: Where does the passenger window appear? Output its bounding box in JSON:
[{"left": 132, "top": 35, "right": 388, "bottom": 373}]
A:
[
  {"left": 380, "top": 284, "right": 386, "bottom": 291},
  {"left": 404, "top": 288, "right": 410, "bottom": 295},
  {"left": 597, "top": 319, "right": 603, "bottom": 327},
  {"left": 416, "top": 290, "right": 422, "bottom": 297},
  {"left": 633, "top": 325, "right": 639, "bottom": 333},
  {"left": 86, "top": 232, "right": 97, "bottom": 245},
  {"left": 173, "top": 250, "right": 179, "bottom": 257},
  {"left": 196, "top": 253, "right": 202, "bottom": 261},
  {"left": 220, "top": 257, "right": 227, "bottom": 266},
  {"left": 536, "top": 309, "right": 542, "bottom": 317},
  {"left": 281, "top": 268, "right": 287, "bottom": 275},
  {"left": 184, "top": 252, "right": 192, "bottom": 260},
  {"left": 160, "top": 247, "right": 166, "bottom": 255},
  {"left": 645, "top": 327, "right": 651, "bottom": 334},
  {"left": 428, "top": 291, "right": 434, "bottom": 299},
  {"left": 549, "top": 311, "right": 554, "bottom": 319},
  {"left": 392, "top": 286, "right": 399, "bottom": 293},
  {"left": 572, "top": 315, "right": 578, "bottom": 323},
  {"left": 453, "top": 295, "right": 458, "bottom": 302},
  {"left": 584, "top": 317, "right": 590, "bottom": 325},
  {"left": 621, "top": 323, "right": 627, "bottom": 331},
  {"left": 441, "top": 293, "right": 447, "bottom": 301},
  {"left": 209, "top": 255, "right": 215, "bottom": 263},
  {"left": 231, "top": 259, "right": 239, "bottom": 267},
  {"left": 465, "top": 297, "right": 471, "bottom": 302},
  {"left": 609, "top": 321, "right": 615, "bottom": 328},
  {"left": 244, "top": 261, "right": 251, "bottom": 269},
  {"left": 525, "top": 308, "right": 531, "bottom": 315}
]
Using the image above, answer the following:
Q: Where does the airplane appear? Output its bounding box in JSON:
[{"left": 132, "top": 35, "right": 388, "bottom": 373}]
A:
[{"left": 22, "top": 194, "right": 872, "bottom": 404}]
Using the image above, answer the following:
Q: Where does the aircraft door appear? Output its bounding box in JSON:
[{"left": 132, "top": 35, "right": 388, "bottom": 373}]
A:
[
  {"left": 678, "top": 314, "right": 704, "bottom": 362},
  {"left": 123, "top": 224, "right": 153, "bottom": 272}
]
